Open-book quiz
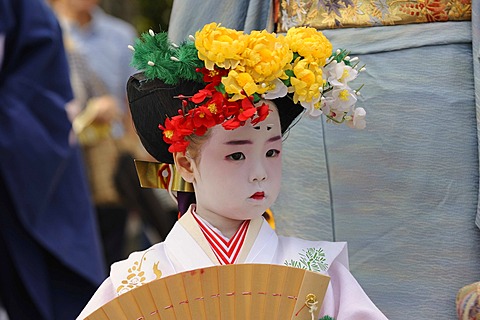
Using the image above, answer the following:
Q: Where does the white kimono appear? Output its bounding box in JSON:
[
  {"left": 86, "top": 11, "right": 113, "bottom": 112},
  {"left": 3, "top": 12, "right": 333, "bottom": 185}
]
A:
[{"left": 77, "top": 209, "right": 388, "bottom": 319}]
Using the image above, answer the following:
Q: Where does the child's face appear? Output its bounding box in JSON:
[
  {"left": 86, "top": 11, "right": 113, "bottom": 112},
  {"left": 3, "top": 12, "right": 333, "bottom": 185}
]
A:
[{"left": 192, "top": 101, "right": 283, "bottom": 223}]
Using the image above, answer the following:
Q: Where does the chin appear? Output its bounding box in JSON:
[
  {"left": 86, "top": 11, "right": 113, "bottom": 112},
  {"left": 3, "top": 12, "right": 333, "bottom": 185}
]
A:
[{"left": 227, "top": 210, "right": 262, "bottom": 221}]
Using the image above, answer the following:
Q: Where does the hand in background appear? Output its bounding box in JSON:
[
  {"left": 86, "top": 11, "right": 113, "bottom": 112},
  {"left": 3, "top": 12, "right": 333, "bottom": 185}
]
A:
[{"left": 90, "top": 95, "right": 120, "bottom": 124}]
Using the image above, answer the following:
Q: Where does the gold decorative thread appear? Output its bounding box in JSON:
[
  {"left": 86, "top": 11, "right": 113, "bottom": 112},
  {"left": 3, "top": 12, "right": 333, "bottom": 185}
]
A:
[
  {"left": 134, "top": 160, "right": 194, "bottom": 192},
  {"left": 295, "top": 293, "right": 319, "bottom": 318},
  {"left": 305, "top": 293, "right": 319, "bottom": 320},
  {"left": 305, "top": 293, "right": 317, "bottom": 305}
]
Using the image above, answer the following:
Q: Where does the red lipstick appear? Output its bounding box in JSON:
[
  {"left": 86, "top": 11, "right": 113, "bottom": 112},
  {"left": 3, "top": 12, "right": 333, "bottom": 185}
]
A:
[{"left": 251, "top": 192, "right": 265, "bottom": 200}]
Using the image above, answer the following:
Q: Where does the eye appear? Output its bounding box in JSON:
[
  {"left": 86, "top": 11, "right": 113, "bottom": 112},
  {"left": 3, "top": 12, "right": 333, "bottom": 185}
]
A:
[
  {"left": 266, "top": 149, "right": 280, "bottom": 158},
  {"left": 226, "top": 152, "right": 246, "bottom": 161}
]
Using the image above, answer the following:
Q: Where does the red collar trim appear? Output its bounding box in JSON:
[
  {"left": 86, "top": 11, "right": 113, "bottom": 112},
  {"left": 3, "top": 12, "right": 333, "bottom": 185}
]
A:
[{"left": 192, "top": 213, "right": 250, "bottom": 265}]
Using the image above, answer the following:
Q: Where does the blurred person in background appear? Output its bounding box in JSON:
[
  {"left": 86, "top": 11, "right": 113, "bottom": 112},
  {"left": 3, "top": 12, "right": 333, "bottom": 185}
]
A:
[
  {"left": 50, "top": 0, "right": 178, "bottom": 269},
  {"left": 50, "top": 0, "right": 143, "bottom": 269},
  {"left": 0, "top": 0, "right": 105, "bottom": 319}
]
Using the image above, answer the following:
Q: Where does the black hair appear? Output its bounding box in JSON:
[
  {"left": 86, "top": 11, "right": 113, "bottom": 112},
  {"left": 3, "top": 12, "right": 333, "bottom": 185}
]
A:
[
  {"left": 127, "top": 71, "right": 304, "bottom": 164},
  {"left": 127, "top": 72, "right": 205, "bottom": 164}
]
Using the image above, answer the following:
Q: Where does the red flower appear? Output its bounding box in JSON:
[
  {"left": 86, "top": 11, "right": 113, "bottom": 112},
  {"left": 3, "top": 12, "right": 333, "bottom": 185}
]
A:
[
  {"left": 159, "top": 77, "right": 276, "bottom": 154},
  {"left": 191, "top": 89, "right": 213, "bottom": 104},
  {"left": 176, "top": 116, "right": 195, "bottom": 136},
  {"left": 237, "top": 98, "right": 256, "bottom": 121},
  {"left": 192, "top": 106, "right": 216, "bottom": 129},
  {"left": 159, "top": 115, "right": 193, "bottom": 144},
  {"left": 222, "top": 100, "right": 241, "bottom": 118},
  {"left": 222, "top": 117, "right": 243, "bottom": 130},
  {"left": 168, "top": 140, "right": 190, "bottom": 153},
  {"left": 195, "top": 126, "right": 209, "bottom": 136},
  {"left": 198, "top": 67, "right": 228, "bottom": 85},
  {"left": 159, "top": 118, "right": 177, "bottom": 144},
  {"left": 251, "top": 102, "right": 271, "bottom": 125},
  {"left": 205, "top": 92, "right": 224, "bottom": 114}
]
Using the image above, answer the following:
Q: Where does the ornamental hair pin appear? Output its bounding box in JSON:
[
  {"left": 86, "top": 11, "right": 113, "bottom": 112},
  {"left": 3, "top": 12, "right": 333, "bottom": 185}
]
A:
[{"left": 128, "top": 23, "right": 366, "bottom": 154}]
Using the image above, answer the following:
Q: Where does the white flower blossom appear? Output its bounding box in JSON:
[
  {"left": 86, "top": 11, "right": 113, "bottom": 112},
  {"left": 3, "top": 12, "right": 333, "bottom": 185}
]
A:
[
  {"left": 325, "top": 60, "right": 358, "bottom": 87},
  {"left": 329, "top": 87, "right": 357, "bottom": 112},
  {"left": 346, "top": 107, "right": 366, "bottom": 129},
  {"left": 263, "top": 79, "right": 288, "bottom": 100},
  {"left": 301, "top": 96, "right": 323, "bottom": 117}
]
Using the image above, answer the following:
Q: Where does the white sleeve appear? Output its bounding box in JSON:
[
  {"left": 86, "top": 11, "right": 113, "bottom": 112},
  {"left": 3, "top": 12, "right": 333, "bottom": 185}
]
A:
[
  {"left": 76, "top": 277, "right": 117, "bottom": 320},
  {"left": 320, "top": 260, "right": 389, "bottom": 319}
]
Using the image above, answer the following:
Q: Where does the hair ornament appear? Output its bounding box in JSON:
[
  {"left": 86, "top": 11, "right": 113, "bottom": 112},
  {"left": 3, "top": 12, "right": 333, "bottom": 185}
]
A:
[{"left": 129, "top": 23, "right": 366, "bottom": 154}]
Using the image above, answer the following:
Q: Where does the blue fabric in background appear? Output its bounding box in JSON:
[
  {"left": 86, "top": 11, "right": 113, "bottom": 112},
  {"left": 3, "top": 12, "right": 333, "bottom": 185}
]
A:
[
  {"left": 473, "top": 0, "right": 480, "bottom": 230},
  {"left": 169, "top": 3, "right": 480, "bottom": 318},
  {"left": 0, "top": 0, "right": 105, "bottom": 318},
  {"left": 276, "top": 21, "right": 480, "bottom": 319},
  {"left": 168, "top": 0, "right": 271, "bottom": 44}
]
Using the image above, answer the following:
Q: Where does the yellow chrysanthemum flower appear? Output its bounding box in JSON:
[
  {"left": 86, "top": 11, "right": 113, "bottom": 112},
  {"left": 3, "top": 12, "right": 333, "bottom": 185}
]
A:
[
  {"left": 195, "top": 22, "right": 247, "bottom": 70},
  {"left": 222, "top": 70, "right": 259, "bottom": 101},
  {"left": 289, "top": 58, "right": 324, "bottom": 103},
  {"left": 285, "top": 27, "right": 333, "bottom": 65},
  {"left": 241, "top": 30, "right": 293, "bottom": 84}
]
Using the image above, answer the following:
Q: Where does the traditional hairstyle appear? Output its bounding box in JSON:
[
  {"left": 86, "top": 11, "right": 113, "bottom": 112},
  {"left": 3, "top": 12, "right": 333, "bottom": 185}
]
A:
[
  {"left": 127, "top": 23, "right": 365, "bottom": 162},
  {"left": 127, "top": 72, "right": 304, "bottom": 164}
]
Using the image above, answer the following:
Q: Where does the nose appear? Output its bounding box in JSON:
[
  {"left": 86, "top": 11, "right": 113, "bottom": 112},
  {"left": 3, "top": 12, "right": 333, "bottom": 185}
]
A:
[{"left": 249, "top": 161, "right": 267, "bottom": 183}]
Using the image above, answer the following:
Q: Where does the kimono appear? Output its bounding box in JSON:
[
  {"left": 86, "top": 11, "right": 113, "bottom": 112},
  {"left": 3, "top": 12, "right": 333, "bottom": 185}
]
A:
[{"left": 78, "top": 207, "right": 388, "bottom": 319}]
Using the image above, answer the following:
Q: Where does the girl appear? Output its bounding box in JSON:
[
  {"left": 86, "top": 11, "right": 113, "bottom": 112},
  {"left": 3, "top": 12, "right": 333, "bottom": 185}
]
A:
[{"left": 77, "top": 23, "right": 386, "bottom": 319}]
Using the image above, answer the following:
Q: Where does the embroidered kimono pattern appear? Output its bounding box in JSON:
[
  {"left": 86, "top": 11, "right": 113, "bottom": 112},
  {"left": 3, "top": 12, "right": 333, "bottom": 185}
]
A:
[
  {"left": 115, "top": 249, "right": 163, "bottom": 294},
  {"left": 285, "top": 247, "right": 329, "bottom": 272}
]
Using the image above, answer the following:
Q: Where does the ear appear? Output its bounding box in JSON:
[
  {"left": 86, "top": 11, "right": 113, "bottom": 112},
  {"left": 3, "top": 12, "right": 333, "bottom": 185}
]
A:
[{"left": 174, "top": 151, "right": 195, "bottom": 183}]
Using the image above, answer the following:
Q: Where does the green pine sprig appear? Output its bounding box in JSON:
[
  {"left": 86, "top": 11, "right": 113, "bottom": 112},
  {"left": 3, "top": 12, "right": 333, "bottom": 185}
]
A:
[{"left": 130, "top": 30, "right": 204, "bottom": 85}]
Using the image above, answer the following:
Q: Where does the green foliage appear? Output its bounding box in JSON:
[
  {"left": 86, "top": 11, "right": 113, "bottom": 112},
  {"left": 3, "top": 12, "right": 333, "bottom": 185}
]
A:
[
  {"left": 130, "top": 31, "right": 204, "bottom": 85},
  {"left": 283, "top": 69, "right": 294, "bottom": 86},
  {"left": 284, "top": 247, "right": 328, "bottom": 272}
]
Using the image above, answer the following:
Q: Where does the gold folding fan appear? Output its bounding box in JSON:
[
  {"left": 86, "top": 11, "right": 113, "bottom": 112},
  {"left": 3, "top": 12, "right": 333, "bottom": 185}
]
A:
[{"left": 85, "top": 264, "right": 330, "bottom": 320}]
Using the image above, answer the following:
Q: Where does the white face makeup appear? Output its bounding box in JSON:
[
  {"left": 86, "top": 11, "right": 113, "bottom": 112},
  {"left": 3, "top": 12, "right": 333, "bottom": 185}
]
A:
[{"left": 190, "top": 101, "right": 283, "bottom": 232}]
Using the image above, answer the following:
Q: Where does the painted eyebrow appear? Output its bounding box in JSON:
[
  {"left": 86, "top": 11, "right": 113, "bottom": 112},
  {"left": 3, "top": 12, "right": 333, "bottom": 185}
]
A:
[
  {"left": 224, "top": 135, "right": 281, "bottom": 145},
  {"left": 268, "top": 135, "right": 282, "bottom": 143},
  {"left": 224, "top": 139, "right": 252, "bottom": 145}
]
